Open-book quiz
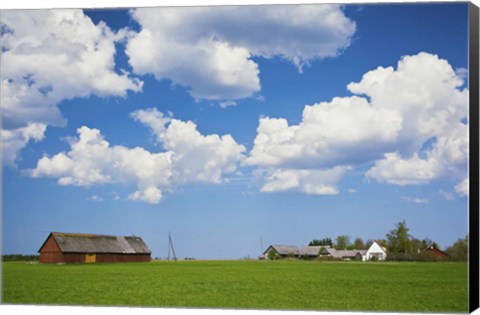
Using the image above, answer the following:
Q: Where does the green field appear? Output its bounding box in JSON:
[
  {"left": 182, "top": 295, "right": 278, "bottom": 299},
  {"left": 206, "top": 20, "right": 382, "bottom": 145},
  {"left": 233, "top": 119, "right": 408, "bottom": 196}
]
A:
[{"left": 2, "top": 260, "right": 468, "bottom": 312}]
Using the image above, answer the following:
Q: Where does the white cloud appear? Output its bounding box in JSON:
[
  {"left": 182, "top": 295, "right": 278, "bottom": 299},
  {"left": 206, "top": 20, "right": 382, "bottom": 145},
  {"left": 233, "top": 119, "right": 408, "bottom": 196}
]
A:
[
  {"left": 247, "top": 52, "right": 468, "bottom": 196},
  {"left": 219, "top": 101, "right": 238, "bottom": 108},
  {"left": 2, "top": 122, "right": 47, "bottom": 167},
  {"left": 365, "top": 152, "right": 441, "bottom": 185},
  {"left": 131, "top": 108, "right": 246, "bottom": 184},
  {"left": 455, "top": 178, "right": 469, "bottom": 197},
  {"left": 1, "top": 9, "right": 143, "bottom": 166},
  {"left": 246, "top": 96, "right": 402, "bottom": 168},
  {"left": 401, "top": 196, "right": 429, "bottom": 204},
  {"left": 30, "top": 109, "right": 245, "bottom": 204},
  {"left": 126, "top": 5, "right": 356, "bottom": 100},
  {"left": 111, "top": 192, "right": 121, "bottom": 201},
  {"left": 128, "top": 186, "right": 163, "bottom": 204},
  {"left": 439, "top": 190, "right": 455, "bottom": 201},
  {"left": 255, "top": 166, "right": 349, "bottom": 195},
  {"left": 89, "top": 195, "right": 103, "bottom": 202},
  {"left": 347, "top": 188, "right": 357, "bottom": 193}
]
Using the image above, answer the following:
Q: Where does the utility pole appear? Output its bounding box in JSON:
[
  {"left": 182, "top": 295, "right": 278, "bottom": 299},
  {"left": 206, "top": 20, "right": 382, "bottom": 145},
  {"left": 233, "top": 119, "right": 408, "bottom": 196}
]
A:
[{"left": 167, "top": 231, "right": 177, "bottom": 261}]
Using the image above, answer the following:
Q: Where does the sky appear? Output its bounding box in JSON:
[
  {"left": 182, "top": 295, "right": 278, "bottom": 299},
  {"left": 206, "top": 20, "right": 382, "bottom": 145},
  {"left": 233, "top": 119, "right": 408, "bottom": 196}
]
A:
[{"left": 1, "top": 2, "right": 471, "bottom": 260}]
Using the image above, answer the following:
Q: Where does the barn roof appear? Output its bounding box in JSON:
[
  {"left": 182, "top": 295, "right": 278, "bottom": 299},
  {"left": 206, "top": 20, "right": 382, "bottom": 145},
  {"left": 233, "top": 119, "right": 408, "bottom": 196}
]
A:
[
  {"left": 425, "top": 246, "right": 448, "bottom": 257},
  {"left": 321, "top": 247, "right": 366, "bottom": 258},
  {"left": 264, "top": 245, "right": 299, "bottom": 256},
  {"left": 39, "top": 232, "right": 151, "bottom": 254},
  {"left": 300, "top": 245, "right": 331, "bottom": 256}
]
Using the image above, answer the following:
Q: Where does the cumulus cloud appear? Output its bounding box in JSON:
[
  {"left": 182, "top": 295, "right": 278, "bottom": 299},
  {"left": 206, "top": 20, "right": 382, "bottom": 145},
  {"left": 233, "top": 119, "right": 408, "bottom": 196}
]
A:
[
  {"left": 126, "top": 5, "right": 356, "bottom": 100},
  {"left": 257, "top": 166, "right": 349, "bottom": 195},
  {"left": 247, "top": 52, "right": 468, "bottom": 196},
  {"left": 131, "top": 108, "right": 246, "bottom": 184},
  {"left": 246, "top": 96, "right": 402, "bottom": 168},
  {"left": 2, "top": 123, "right": 47, "bottom": 167},
  {"left": 1, "top": 9, "right": 143, "bottom": 166},
  {"left": 29, "top": 109, "right": 245, "bottom": 204}
]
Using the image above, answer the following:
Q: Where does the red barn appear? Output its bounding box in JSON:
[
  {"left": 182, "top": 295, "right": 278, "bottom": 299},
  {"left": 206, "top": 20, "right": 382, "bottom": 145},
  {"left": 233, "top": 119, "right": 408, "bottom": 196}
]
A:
[
  {"left": 38, "top": 232, "right": 151, "bottom": 263},
  {"left": 424, "top": 246, "right": 449, "bottom": 259}
]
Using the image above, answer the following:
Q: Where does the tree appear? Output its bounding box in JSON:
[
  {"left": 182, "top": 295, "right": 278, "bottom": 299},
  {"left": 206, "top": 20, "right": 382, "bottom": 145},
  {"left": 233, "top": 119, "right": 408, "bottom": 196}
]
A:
[
  {"left": 267, "top": 249, "right": 278, "bottom": 260},
  {"left": 444, "top": 235, "right": 468, "bottom": 261},
  {"left": 422, "top": 237, "right": 433, "bottom": 249},
  {"left": 353, "top": 237, "right": 365, "bottom": 249},
  {"left": 308, "top": 238, "right": 333, "bottom": 246},
  {"left": 376, "top": 239, "right": 388, "bottom": 248},
  {"left": 335, "top": 235, "right": 350, "bottom": 249},
  {"left": 386, "top": 220, "right": 411, "bottom": 254},
  {"left": 410, "top": 238, "right": 423, "bottom": 255}
]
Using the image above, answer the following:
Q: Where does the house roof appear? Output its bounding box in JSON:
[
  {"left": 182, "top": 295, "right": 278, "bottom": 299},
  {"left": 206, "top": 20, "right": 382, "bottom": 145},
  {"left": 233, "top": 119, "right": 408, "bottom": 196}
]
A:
[
  {"left": 322, "top": 247, "right": 341, "bottom": 257},
  {"left": 322, "top": 247, "right": 366, "bottom": 258},
  {"left": 264, "top": 245, "right": 299, "bottom": 256},
  {"left": 336, "top": 250, "right": 365, "bottom": 257},
  {"left": 39, "top": 232, "right": 151, "bottom": 254},
  {"left": 300, "top": 245, "right": 331, "bottom": 256},
  {"left": 369, "top": 241, "right": 388, "bottom": 254}
]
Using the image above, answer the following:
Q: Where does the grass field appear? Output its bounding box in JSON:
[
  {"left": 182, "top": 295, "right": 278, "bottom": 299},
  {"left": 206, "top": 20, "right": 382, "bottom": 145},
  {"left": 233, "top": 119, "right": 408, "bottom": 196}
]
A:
[{"left": 2, "top": 260, "right": 468, "bottom": 312}]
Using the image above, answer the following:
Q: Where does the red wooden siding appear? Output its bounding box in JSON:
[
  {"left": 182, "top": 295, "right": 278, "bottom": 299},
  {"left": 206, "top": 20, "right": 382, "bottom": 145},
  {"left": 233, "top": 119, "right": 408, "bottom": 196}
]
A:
[
  {"left": 39, "top": 235, "right": 64, "bottom": 263},
  {"left": 95, "top": 254, "right": 151, "bottom": 263}
]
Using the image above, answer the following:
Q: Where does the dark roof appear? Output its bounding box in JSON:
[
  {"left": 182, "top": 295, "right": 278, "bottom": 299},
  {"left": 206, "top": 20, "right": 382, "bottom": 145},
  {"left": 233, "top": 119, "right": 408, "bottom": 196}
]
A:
[{"left": 39, "top": 232, "right": 151, "bottom": 254}]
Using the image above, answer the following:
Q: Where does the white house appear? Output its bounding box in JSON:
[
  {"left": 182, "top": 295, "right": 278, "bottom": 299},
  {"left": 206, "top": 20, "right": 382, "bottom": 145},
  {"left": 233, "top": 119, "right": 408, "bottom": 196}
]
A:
[{"left": 364, "top": 241, "right": 388, "bottom": 261}]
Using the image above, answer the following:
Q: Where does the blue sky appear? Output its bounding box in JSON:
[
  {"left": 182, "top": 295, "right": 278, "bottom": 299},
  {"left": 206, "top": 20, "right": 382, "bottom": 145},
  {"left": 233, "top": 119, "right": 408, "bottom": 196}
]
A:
[{"left": 1, "top": 3, "right": 470, "bottom": 259}]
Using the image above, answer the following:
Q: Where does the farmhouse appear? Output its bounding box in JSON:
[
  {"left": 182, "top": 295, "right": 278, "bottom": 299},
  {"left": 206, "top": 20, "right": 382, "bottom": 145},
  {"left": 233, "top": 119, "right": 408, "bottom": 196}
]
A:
[
  {"left": 38, "top": 232, "right": 151, "bottom": 263},
  {"left": 364, "top": 241, "right": 387, "bottom": 261},
  {"left": 263, "top": 241, "right": 387, "bottom": 261}
]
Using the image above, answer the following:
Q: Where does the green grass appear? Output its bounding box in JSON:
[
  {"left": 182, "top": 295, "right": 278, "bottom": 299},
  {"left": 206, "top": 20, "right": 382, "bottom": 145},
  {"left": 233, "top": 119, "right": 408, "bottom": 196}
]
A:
[{"left": 2, "top": 260, "right": 468, "bottom": 312}]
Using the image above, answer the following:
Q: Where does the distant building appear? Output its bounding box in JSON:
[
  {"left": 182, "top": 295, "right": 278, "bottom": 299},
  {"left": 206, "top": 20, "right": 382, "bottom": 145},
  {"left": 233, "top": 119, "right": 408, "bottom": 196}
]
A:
[
  {"left": 300, "top": 245, "right": 330, "bottom": 259},
  {"left": 262, "top": 245, "right": 299, "bottom": 259},
  {"left": 38, "top": 232, "right": 151, "bottom": 263},
  {"left": 424, "top": 246, "right": 449, "bottom": 259},
  {"left": 320, "top": 247, "right": 367, "bottom": 260},
  {"left": 262, "top": 241, "right": 386, "bottom": 261},
  {"left": 364, "top": 241, "right": 388, "bottom": 261}
]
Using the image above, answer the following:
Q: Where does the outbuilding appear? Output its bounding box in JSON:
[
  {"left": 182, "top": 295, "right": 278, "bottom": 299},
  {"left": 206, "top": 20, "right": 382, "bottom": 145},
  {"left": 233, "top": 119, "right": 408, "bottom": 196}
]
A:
[
  {"left": 38, "top": 232, "right": 151, "bottom": 263},
  {"left": 424, "top": 246, "right": 449, "bottom": 259},
  {"left": 262, "top": 245, "right": 299, "bottom": 259}
]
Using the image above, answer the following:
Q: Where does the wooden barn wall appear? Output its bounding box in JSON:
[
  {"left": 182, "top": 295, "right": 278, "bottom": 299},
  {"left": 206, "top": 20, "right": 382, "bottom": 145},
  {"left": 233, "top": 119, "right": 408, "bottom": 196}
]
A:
[
  {"left": 96, "top": 253, "right": 151, "bottom": 263},
  {"left": 64, "top": 253, "right": 87, "bottom": 263},
  {"left": 39, "top": 235, "right": 64, "bottom": 263}
]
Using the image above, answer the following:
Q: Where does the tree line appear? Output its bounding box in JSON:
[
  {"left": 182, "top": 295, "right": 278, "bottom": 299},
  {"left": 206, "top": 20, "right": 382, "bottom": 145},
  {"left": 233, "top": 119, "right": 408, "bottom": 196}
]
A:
[
  {"left": 309, "top": 220, "right": 468, "bottom": 261},
  {"left": 2, "top": 254, "right": 39, "bottom": 262}
]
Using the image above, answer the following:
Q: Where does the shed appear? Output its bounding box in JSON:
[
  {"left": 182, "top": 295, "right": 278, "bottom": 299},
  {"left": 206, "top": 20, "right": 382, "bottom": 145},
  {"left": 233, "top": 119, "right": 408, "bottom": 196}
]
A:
[{"left": 38, "top": 232, "right": 151, "bottom": 263}]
